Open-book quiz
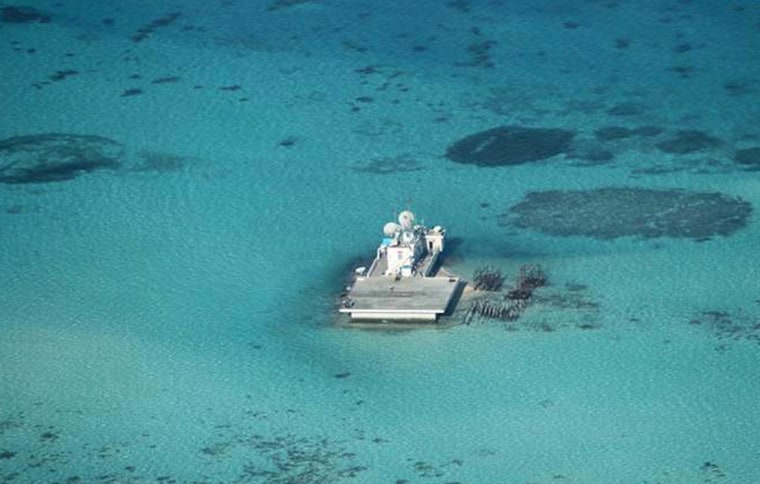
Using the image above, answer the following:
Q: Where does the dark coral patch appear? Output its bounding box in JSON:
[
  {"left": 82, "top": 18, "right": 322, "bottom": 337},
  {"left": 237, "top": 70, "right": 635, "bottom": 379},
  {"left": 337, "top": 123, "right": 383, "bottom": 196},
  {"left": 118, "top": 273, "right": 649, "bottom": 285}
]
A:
[
  {"left": 132, "top": 151, "right": 187, "bottom": 173},
  {"left": 656, "top": 130, "right": 722, "bottom": 154},
  {"left": 723, "top": 80, "right": 757, "bottom": 97},
  {"left": 504, "top": 187, "right": 752, "bottom": 240},
  {"left": 445, "top": 126, "right": 575, "bottom": 167},
  {"left": 594, "top": 126, "right": 633, "bottom": 141},
  {"left": 464, "top": 39, "right": 497, "bottom": 68},
  {"left": 353, "top": 154, "right": 424, "bottom": 175},
  {"left": 632, "top": 126, "right": 663, "bottom": 137},
  {"left": 674, "top": 43, "right": 692, "bottom": 53},
  {"left": 567, "top": 148, "right": 614, "bottom": 164},
  {"left": 131, "top": 12, "right": 181, "bottom": 43},
  {"left": 447, "top": 0, "right": 471, "bottom": 12},
  {"left": 150, "top": 76, "right": 181, "bottom": 84},
  {"left": 734, "top": 147, "right": 760, "bottom": 169},
  {"left": 608, "top": 102, "right": 645, "bottom": 116},
  {"left": 0, "top": 134, "right": 123, "bottom": 184},
  {"left": 690, "top": 309, "right": 760, "bottom": 349},
  {"left": 49, "top": 69, "right": 78, "bottom": 82},
  {"left": 668, "top": 65, "right": 695, "bottom": 78},
  {"left": 121, "top": 88, "right": 143, "bottom": 97},
  {"left": 267, "top": 0, "right": 312, "bottom": 12},
  {"left": 1, "top": 6, "right": 51, "bottom": 23},
  {"left": 278, "top": 136, "right": 298, "bottom": 147},
  {"left": 40, "top": 430, "right": 59, "bottom": 442},
  {"left": 200, "top": 432, "right": 369, "bottom": 481}
]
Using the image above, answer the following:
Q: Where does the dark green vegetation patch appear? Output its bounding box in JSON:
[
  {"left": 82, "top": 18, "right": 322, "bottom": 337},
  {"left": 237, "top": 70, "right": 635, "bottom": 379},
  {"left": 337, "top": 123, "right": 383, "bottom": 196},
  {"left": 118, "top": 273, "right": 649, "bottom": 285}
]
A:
[
  {"left": 504, "top": 187, "right": 752, "bottom": 240},
  {"left": 0, "top": 134, "right": 123, "bottom": 184},
  {"left": 445, "top": 126, "right": 575, "bottom": 166}
]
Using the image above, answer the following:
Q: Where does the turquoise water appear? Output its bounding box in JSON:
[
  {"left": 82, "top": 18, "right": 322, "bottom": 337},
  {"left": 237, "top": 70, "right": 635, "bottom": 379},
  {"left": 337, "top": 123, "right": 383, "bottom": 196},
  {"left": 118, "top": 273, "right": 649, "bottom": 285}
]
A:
[{"left": 1, "top": 1, "right": 759, "bottom": 482}]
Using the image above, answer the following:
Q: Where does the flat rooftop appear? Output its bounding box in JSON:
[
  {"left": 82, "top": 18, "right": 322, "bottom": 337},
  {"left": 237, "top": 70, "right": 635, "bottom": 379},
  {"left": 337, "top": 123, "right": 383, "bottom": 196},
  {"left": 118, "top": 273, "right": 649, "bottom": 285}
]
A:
[{"left": 340, "top": 275, "right": 460, "bottom": 321}]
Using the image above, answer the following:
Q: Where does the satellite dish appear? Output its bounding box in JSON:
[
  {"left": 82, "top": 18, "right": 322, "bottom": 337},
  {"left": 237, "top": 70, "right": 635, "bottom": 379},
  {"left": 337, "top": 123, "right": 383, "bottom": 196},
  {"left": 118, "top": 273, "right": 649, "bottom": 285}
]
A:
[
  {"left": 398, "top": 210, "right": 415, "bottom": 229},
  {"left": 383, "top": 222, "right": 400, "bottom": 237}
]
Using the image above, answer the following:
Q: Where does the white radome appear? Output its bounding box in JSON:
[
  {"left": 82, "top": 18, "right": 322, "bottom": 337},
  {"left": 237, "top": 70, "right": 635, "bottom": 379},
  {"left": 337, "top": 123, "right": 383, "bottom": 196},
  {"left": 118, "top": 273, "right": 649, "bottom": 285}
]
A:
[
  {"left": 383, "top": 222, "right": 401, "bottom": 237},
  {"left": 398, "top": 210, "right": 415, "bottom": 229}
]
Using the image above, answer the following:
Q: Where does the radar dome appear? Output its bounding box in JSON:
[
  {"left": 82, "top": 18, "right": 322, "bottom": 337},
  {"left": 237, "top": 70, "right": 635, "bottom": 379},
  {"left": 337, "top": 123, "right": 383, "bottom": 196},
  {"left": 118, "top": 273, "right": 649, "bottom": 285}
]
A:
[
  {"left": 398, "top": 210, "right": 415, "bottom": 229},
  {"left": 383, "top": 222, "right": 400, "bottom": 237}
]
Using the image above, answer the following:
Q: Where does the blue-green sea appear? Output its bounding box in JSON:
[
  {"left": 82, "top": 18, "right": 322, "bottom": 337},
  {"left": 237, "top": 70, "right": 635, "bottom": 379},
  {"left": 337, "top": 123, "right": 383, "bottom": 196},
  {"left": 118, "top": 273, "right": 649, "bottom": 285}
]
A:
[{"left": 1, "top": 1, "right": 759, "bottom": 482}]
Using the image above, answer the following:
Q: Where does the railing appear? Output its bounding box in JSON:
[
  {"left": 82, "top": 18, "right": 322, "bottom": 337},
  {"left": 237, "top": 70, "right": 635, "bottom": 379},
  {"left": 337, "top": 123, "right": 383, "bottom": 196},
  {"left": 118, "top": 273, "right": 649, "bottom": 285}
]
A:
[
  {"left": 419, "top": 250, "right": 440, "bottom": 277},
  {"left": 366, "top": 249, "right": 388, "bottom": 278}
]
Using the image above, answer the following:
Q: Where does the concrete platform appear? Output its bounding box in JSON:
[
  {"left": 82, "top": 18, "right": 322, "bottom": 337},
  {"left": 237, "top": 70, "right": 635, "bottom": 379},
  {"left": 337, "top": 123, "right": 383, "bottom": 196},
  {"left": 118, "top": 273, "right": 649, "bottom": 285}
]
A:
[{"left": 339, "top": 275, "right": 461, "bottom": 321}]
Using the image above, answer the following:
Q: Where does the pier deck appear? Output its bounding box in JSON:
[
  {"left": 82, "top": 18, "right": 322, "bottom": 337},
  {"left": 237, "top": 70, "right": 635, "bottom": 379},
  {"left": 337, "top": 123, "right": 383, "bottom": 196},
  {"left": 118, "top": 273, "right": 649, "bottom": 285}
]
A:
[{"left": 340, "top": 275, "right": 460, "bottom": 321}]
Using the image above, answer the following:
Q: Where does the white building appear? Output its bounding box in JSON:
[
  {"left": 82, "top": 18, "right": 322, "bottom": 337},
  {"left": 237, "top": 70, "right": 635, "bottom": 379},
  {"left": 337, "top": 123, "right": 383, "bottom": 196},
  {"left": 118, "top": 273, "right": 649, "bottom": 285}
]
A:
[
  {"left": 370, "top": 210, "right": 446, "bottom": 278},
  {"left": 341, "top": 210, "right": 459, "bottom": 321}
]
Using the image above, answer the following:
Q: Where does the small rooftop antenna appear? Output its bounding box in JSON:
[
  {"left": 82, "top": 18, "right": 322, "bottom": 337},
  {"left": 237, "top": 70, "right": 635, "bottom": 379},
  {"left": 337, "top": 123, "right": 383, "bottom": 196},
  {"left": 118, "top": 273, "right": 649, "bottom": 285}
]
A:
[
  {"left": 391, "top": 198, "right": 412, "bottom": 218},
  {"left": 403, "top": 198, "right": 424, "bottom": 228}
]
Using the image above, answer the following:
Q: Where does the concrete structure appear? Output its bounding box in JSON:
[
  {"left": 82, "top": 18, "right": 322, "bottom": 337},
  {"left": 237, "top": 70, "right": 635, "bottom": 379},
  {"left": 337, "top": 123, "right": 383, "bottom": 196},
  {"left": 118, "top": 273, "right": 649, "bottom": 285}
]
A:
[{"left": 339, "top": 211, "right": 460, "bottom": 322}]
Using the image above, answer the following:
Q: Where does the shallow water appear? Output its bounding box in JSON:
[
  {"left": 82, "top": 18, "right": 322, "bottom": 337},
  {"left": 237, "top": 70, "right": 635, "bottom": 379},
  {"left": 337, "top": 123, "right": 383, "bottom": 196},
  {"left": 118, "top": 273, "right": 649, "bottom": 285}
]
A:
[{"left": 1, "top": 1, "right": 759, "bottom": 482}]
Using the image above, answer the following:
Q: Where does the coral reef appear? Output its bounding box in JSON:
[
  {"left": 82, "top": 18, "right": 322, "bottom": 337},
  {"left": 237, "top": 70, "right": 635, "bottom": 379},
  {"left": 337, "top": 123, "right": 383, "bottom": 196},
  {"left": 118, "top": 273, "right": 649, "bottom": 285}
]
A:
[
  {"left": 504, "top": 187, "right": 752, "bottom": 240},
  {"left": 607, "top": 102, "right": 645, "bottom": 116},
  {"left": 655, "top": 130, "right": 722, "bottom": 154},
  {"left": 352, "top": 154, "right": 424, "bottom": 175},
  {"left": 120, "top": 88, "right": 143, "bottom": 97},
  {"left": 594, "top": 126, "right": 635, "bottom": 141},
  {"left": 267, "top": 0, "right": 315, "bottom": 12},
  {"left": 131, "top": 12, "right": 182, "bottom": 43},
  {"left": 734, "top": 147, "right": 760, "bottom": 170},
  {"left": 689, "top": 309, "right": 760, "bottom": 351},
  {"left": 0, "top": 134, "right": 123, "bottom": 184},
  {"left": 445, "top": 126, "right": 575, "bottom": 166},
  {"left": 131, "top": 151, "right": 187, "bottom": 173},
  {"left": 1, "top": 6, "right": 51, "bottom": 23}
]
